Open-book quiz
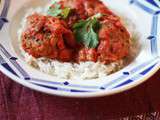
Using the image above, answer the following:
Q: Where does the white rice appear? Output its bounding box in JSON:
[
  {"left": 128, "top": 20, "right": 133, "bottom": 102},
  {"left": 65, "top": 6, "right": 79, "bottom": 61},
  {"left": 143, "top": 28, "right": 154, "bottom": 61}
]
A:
[{"left": 18, "top": 7, "right": 139, "bottom": 80}]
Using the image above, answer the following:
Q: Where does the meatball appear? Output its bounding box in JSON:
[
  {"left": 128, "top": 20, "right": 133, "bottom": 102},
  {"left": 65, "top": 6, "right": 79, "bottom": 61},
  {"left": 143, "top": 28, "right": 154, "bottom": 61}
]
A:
[
  {"left": 22, "top": 13, "right": 76, "bottom": 61},
  {"left": 83, "top": 0, "right": 114, "bottom": 16},
  {"left": 77, "top": 18, "right": 130, "bottom": 64},
  {"left": 58, "top": 0, "right": 88, "bottom": 27},
  {"left": 60, "top": 0, "right": 87, "bottom": 19},
  {"left": 59, "top": 0, "right": 130, "bottom": 64},
  {"left": 22, "top": 0, "right": 131, "bottom": 64},
  {"left": 97, "top": 15, "right": 130, "bottom": 63},
  {"left": 60, "top": 0, "right": 115, "bottom": 18}
]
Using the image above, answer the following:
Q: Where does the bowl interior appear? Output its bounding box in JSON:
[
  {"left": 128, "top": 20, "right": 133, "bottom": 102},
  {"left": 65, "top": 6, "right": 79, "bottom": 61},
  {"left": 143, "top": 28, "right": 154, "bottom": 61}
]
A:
[
  {"left": 9, "top": 0, "right": 142, "bottom": 79},
  {"left": 0, "top": 0, "right": 159, "bottom": 97},
  {"left": 9, "top": 0, "right": 154, "bottom": 83}
]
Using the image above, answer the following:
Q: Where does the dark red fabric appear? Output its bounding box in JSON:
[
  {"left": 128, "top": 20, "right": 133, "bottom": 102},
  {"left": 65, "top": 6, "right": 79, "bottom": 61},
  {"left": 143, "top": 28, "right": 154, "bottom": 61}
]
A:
[{"left": 0, "top": 70, "right": 160, "bottom": 120}]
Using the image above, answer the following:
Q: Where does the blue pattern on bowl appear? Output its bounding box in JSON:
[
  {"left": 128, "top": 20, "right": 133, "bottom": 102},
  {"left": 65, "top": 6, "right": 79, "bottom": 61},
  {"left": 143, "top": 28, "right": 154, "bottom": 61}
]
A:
[{"left": 0, "top": 0, "right": 159, "bottom": 96}]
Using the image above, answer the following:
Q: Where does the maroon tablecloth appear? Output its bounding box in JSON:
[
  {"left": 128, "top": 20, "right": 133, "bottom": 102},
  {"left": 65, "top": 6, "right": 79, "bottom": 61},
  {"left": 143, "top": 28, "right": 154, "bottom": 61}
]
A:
[{"left": 0, "top": 70, "right": 160, "bottom": 120}]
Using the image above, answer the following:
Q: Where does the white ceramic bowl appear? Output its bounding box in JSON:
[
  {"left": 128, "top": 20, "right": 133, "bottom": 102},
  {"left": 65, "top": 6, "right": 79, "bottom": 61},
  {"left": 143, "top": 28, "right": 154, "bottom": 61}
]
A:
[{"left": 0, "top": 0, "right": 160, "bottom": 97}]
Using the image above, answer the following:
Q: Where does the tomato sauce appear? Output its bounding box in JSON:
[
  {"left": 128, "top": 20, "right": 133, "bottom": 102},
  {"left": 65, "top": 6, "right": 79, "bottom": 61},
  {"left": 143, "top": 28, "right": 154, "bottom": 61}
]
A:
[
  {"left": 22, "top": 0, "right": 130, "bottom": 64},
  {"left": 22, "top": 14, "right": 77, "bottom": 61}
]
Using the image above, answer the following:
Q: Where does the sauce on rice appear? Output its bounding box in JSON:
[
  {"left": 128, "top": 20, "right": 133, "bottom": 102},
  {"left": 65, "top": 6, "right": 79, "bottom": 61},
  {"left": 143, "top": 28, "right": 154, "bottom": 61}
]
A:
[{"left": 21, "top": 0, "right": 130, "bottom": 64}]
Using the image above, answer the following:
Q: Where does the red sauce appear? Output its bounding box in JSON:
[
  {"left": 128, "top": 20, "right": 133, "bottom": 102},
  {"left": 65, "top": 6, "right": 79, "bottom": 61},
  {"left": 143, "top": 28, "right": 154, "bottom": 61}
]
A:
[
  {"left": 22, "top": 14, "right": 77, "bottom": 62},
  {"left": 22, "top": 0, "right": 130, "bottom": 64}
]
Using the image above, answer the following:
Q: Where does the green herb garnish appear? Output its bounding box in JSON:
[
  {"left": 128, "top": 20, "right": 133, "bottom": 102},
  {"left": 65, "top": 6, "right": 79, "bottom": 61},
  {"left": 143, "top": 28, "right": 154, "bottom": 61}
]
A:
[
  {"left": 48, "top": 3, "right": 71, "bottom": 19},
  {"left": 48, "top": 3, "right": 62, "bottom": 17},
  {"left": 61, "top": 7, "right": 71, "bottom": 19},
  {"left": 73, "top": 15, "right": 101, "bottom": 48}
]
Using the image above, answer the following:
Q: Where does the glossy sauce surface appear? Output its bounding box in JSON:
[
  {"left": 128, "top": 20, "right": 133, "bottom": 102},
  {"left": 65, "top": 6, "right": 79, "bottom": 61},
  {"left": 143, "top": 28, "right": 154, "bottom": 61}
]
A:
[{"left": 22, "top": 0, "right": 130, "bottom": 64}]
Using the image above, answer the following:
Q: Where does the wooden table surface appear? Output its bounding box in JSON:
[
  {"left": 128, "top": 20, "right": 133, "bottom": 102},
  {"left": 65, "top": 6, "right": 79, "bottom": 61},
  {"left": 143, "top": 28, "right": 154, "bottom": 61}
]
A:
[{"left": 0, "top": 70, "right": 160, "bottom": 120}]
